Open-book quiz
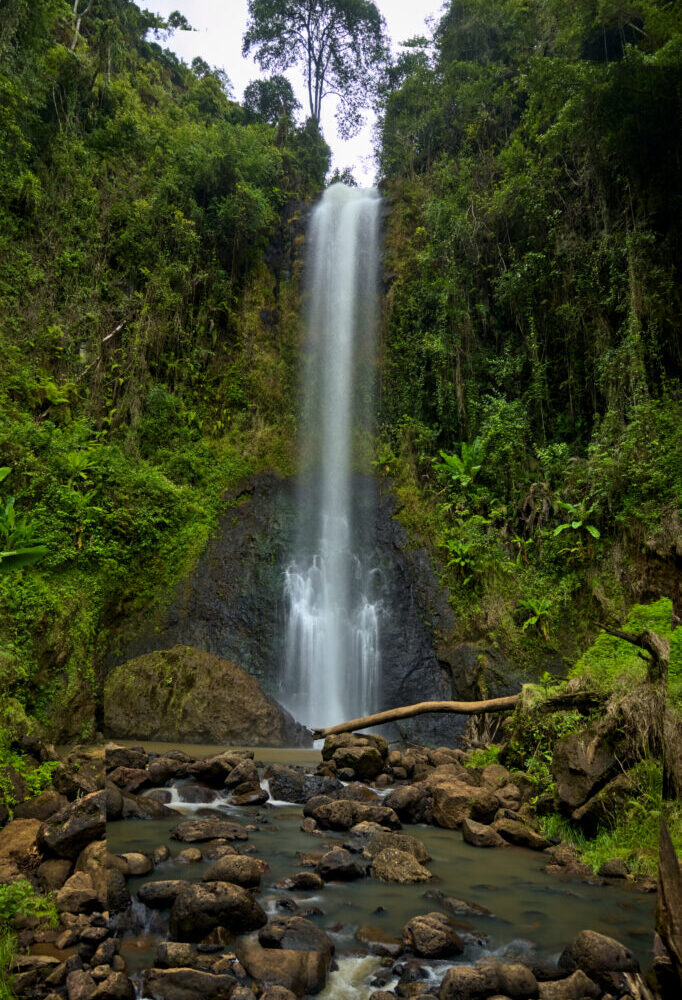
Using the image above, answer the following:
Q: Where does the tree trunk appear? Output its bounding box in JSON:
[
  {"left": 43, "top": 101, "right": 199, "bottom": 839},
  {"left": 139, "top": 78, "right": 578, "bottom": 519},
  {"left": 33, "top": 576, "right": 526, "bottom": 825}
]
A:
[
  {"left": 311, "top": 695, "right": 519, "bottom": 740},
  {"left": 596, "top": 623, "right": 670, "bottom": 682}
]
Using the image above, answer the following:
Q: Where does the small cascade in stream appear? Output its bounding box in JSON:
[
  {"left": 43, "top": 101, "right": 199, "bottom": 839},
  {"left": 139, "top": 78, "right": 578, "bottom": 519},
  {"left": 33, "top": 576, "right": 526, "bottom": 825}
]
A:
[{"left": 282, "top": 184, "right": 382, "bottom": 731}]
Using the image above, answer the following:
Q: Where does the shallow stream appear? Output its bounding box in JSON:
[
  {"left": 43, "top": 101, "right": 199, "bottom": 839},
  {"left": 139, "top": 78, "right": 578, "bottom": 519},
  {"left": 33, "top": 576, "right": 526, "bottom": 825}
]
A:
[{"left": 111, "top": 743, "right": 655, "bottom": 998}]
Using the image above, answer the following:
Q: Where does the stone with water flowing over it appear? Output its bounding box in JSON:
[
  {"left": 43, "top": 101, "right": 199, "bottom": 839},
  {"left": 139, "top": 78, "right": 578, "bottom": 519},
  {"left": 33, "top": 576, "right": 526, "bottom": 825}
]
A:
[
  {"left": 169, "top": 881, "right": 267, "bottom": 941},
  {"left": 236, "top": 939, "right": 330, "bottom": 998},
  {"left": 402, "top": 913, "right": 463, "bottom": 958},
  {"left": 259, "top": 916, "right": 334, "bottom": 958}
]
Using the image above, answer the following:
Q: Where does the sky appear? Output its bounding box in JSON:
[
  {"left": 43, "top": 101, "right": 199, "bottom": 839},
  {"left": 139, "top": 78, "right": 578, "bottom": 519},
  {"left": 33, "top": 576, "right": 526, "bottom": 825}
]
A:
[{"left": 151, "top": 0, "right": 445, "bottom": 185}]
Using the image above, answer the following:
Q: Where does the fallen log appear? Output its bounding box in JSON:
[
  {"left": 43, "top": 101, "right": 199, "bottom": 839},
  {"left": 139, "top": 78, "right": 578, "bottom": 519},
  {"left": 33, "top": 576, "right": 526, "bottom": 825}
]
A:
[{"left": 311, "top": 695, "right": 519, "bottom": 740}]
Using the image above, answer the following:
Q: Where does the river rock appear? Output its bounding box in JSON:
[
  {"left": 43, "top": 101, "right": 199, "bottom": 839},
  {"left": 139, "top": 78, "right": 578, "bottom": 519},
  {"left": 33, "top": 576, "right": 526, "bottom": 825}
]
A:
[
  {"left": 440, "top": 960, "right": 538, "bottom": 1000},
  {"left": 331, "top": 746, "right": 384, "bottom": 780},
  {"left": 142, "top": 968, "right": 236, "bottom": 1000},
  {"left": 170, "top": 818, "right": 248, "bottom": 842},
  {"left": 371, "top": 848, "right": 432, "bottom": 883},
  {"left": 14, "top": 789, "right": 68, "bottom": 821},
  {"left": 402, "top": 913, "right": 463, "bottom": 958},
  {"left": 542, "top": 845, "right": 598, "bottom": 882},
  {"left": 38, "top": 791, "right": 105, "bottom": 859},
  {"left": 276, "top": 872, "right": 324, "bottom": 891},
  {"left": 105, "top": 744, "right": 148, "bottom": 772},
  {"left": 597, "top": 857, "right": 628, "bottom": 878},
  {"left": 315, "top": 847, "right": 364, "bottom": 881},
  {"left": 107, "top": 868, "right": 131, "bottom": 912},
  {"left": 537, "top": 970, "right": 600, "bottom": 1000},
  {"left": 175, "top": 847, "right": 202, "bottom": 864},
  {"left": 103, "top": 646, "right": 309, "bottom": 745},
  {"left": 91, "top": 972, "right": 136, "bottom": 1000},
  {"left": 492, "top": 819, "right": 551, "bottom": 851},
  {"left": 37, "top": 857, "right": 73, "bottom": 891},
  {"left": 66, "top": 969, "right": 97, "bottom": 1000},
  {"left": 558, "top": 929, "right": 639, "bottom": 985},
  {"left": 361, "top": 831, "right": 431, "bottom": 863},
  {"left": 258, "top": 989, "right": 296, "bottom": 1000},
  {"left": 202, "top": 854, "right": 262, "bottom": 887},
  {"left": 461, "top": 818, "right": 506, "bottom": 849},
  {"left": 107, "top": 767, "right": 149, "bottom": 793},
  {"left": 384, "top": 785, "right": 431, "bottom": 824},
  {"left": 259, "top": 916, "right": 334, "bottom": 958},
  {"left": 56, "top": 871, "right": 99, "bottom": 913},
  {"left": 138, "top": 880, "right": 186, "bottom": 909},
  {"left": 423, "top": 890, "right": 492, "bottom": 918},
  {"left": 53, "top": 747, "right": 105, "bottom": 800},
  {"left": 121, "top": 792, "right": 178, "bottom": 820},
  {"left": 236, "top": 939, "right": 330, "bottom": 997},
  {"left": 355, "top": 925, "right": 402, "bottom": 957},
  {"left": 169, "top": 881, "right": 267, "bottom": 941},
  {"left": 119, "top": 851, "right": 153, "bottom": 875}
]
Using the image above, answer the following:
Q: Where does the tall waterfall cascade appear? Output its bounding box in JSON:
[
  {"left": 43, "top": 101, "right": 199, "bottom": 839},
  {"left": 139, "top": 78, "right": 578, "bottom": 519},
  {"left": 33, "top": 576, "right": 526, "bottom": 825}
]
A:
[{"left": 282, "top": 184, "right": 383, "bottom": 731}]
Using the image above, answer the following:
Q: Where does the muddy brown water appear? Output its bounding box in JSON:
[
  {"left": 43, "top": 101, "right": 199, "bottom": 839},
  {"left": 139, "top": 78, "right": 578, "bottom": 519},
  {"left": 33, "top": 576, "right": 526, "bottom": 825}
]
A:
[{"left": 110, "top": 743, "right": 655, "bottom": 998}]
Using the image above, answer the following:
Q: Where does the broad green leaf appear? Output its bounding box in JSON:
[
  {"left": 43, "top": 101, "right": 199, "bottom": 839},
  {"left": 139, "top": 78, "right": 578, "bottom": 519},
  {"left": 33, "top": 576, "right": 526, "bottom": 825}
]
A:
[{"left": 0, "top": 546, "right": 48, "bottom": 571}]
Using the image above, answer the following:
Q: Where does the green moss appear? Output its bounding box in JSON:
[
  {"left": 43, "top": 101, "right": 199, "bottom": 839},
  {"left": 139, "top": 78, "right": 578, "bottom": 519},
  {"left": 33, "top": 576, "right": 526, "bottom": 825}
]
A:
[{"left": 570, "top": 598, "right": 673, "bottom": 689}]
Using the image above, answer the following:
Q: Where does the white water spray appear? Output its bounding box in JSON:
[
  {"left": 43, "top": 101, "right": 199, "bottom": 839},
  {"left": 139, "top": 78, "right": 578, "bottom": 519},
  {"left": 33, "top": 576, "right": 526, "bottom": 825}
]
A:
[{"left": 283, "top": 184, "right": 382, "bottom": 730}]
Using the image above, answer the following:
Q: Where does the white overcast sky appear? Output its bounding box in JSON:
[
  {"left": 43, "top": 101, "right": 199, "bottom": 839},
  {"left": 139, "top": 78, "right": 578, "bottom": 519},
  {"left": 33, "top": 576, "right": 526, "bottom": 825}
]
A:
[{"left": 151, "top": 0, "right": 445, "bottom": 185}]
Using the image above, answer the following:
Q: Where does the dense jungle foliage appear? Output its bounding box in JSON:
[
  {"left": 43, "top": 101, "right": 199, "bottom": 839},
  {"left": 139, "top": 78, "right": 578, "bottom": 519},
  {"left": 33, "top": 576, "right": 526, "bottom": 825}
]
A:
[
  {"left": 0, "top": 0, "right": 329, "bottom": 748},
  {"left": 376, "top": 0, "right": 681, "bottom": 666}
]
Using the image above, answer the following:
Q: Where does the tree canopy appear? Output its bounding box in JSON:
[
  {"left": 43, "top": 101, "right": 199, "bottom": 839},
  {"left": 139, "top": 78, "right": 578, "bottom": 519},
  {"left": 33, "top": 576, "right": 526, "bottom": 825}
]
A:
[
  {"left": 242, "top": 0, "right": 388, "bottom": 137},
  {"left": 244, "top": 74, "right": 301, "bottom": 124}
]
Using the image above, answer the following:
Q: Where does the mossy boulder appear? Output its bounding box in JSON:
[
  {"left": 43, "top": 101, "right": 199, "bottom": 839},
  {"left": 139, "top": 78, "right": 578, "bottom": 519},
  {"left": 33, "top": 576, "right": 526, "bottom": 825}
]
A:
[{"left": 103, "top": 646, "right": 310, "bottom": 746}]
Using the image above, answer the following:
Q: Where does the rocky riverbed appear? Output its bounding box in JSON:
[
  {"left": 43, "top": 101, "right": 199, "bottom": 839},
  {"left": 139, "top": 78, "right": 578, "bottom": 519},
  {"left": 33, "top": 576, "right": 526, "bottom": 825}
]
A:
[{"left": 0, "top": 734, "right": 662, "bottom": 1000}]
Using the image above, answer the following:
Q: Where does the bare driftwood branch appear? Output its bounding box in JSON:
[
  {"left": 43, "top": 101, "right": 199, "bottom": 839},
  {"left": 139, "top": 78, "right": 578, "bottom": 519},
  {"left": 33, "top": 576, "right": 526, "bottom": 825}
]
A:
[
  {"left": 596, "top": 623, "right": 670, "bottom": 682},
  {"left": 311, "top": 695, "right": 519, "bottom": 740}
]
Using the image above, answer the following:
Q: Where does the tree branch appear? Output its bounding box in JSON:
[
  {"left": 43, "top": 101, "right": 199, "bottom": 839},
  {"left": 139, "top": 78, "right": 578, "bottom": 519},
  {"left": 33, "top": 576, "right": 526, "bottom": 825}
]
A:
[
  {"left": 596, "top": 622, "right": 670, "bottom": 681},
  {"left": 311, "top": 695, "right": 519, "bottom": 740}
]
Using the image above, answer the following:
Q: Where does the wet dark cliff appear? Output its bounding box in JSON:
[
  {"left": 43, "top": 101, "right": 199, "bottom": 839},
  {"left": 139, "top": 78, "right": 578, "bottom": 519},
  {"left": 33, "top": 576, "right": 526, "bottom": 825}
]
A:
[{"left": 109, "top": 472, "right": 520, "bottom": 745}]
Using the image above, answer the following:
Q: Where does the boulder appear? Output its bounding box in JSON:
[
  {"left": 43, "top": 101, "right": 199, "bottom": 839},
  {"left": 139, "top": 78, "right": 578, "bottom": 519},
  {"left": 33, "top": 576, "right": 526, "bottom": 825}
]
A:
[
  {"left": 14, "top": 790, "right": 68, "bottom": 821},
  {"left": 331, "top": 746, "right": 384, "bottom": 780},
  {"left": 169, "top": 881, "right": 267, "bottom": 941},
  {"left": 37, "top": 858, "right": 73, "bottom": 891},
  {"left": 170, "top": 819, "right": 248, "bottom": 843},
  {"left": 258, "top": 989, "right": 297, "bottom": 1000},
  {"left": 315, "top": 848, "right": 364, "bottom": 881},
  {"left": 537, "top": 970, "right": 600, "bottom": 1000},
  {"left": 355, "top": 925, "right": 402, "bottom": 957},
  {"left": 120, "top": 792, "right": 177, "bottom": 820},
  {"left": 552, "top": 728, "right": 617, "bottom": 812},
  {"left": 0, "top": 817, "right": 41, "bottom": 866},
  {"left": 361, "top": 832, "right": 431, "bottom": 863},
  {"left": 597, "top": 857, "right": 628, "bottom": 878},
  {"left": 107, "top": 767, "right": 150, "bottom": 793},
  {"left": 142, "top": 968, "right": 236, "bottom": 1000},
  {"left": 138, "top": 881, "right": 186, "bottom": 909},
  {"left": 103, "top": 646, "right": 309, "bottom": 746},
  {"left": 558, "top": 930, "right": 639, "bottom": 985},
  {"left": 461, "top": 818, "right": 506, "bottom": 849},
  {"left": 542, "top": 845, "right": 598, "bottom": 883},
  {"left": 493, "top": 819, "right": 551, "bottom": 851},
  {"left": 402, "top": 913, "right": 463, "bottom": 958},
  {"left": 91, "top": 973, "right": 136, "bottom": 1000},
  {"left": 440, "top": 960, "right": 537, "bottom": 1000},
  {"left": 76, "top": 840, "right": 108, "bottom": 907},
  {"left": 384, "top": 785, "right": 431, "bottom": 824},
  {"left": 259, "top": 916, "right": 333, "bottom": 959},
  {"left": 570, "top": 774, "right": 633, "bottom": 835},
  {"left": 53, "top": 747, "right": 104, "bottom": 800},
  {"left": 55, "top": 872, "right": 99, "bottom": 914},
  {"left": 265, "top": 766, "right": 305, "bottom": 803},
  {"left": 429, "top": 781, "right": 477, "bottom": 829},
  {"left": 236, "top": 939, "right": 330, "bottom": 997},
  {"left": 105, "top": 744, "right": 148, "bottom": 772},
  {"left": 119, "top": 852, "right": 153, "bottom": 876},
  {"left": 276, "top": 872, "right": 324, "bottom": 891},
  {"left": 66, "top": 969, "right": 97, "bottom": 1000},
  {"left": 202, "top": 855, "right": 262, "bottom": 888},
  {"left": 105, "top": 784, "right": 122, "bottom": 821},
  {"left": 175, "top": 847, "right": 202, "bottom": 864},
  {"left": 371, "top": 849, "right": 432, "bottom": 884},
  {"left": 38, "top": 792, "right": 105, "bottom": 859},
  {"left": 107, "top": 869, "right": 131, "bottom": 912},
  {"left": 322, "top": 733, "right": 388, "bottom": 761}
]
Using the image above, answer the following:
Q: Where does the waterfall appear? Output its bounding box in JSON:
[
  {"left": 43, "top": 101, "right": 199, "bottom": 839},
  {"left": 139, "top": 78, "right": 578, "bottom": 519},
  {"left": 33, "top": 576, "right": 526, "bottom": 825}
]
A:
[{"left": 282, "top": 184, "right": 382, "bottom": 731}]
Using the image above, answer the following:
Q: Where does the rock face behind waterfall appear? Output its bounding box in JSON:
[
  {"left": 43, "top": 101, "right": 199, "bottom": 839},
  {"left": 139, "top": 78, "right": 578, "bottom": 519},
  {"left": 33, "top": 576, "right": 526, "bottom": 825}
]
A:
[
  {"left": 103, "top": 645, "right": 310, "bottom": 746},
  {"left": 107, "top": 473, "right": 519, "bottom": 745}
]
